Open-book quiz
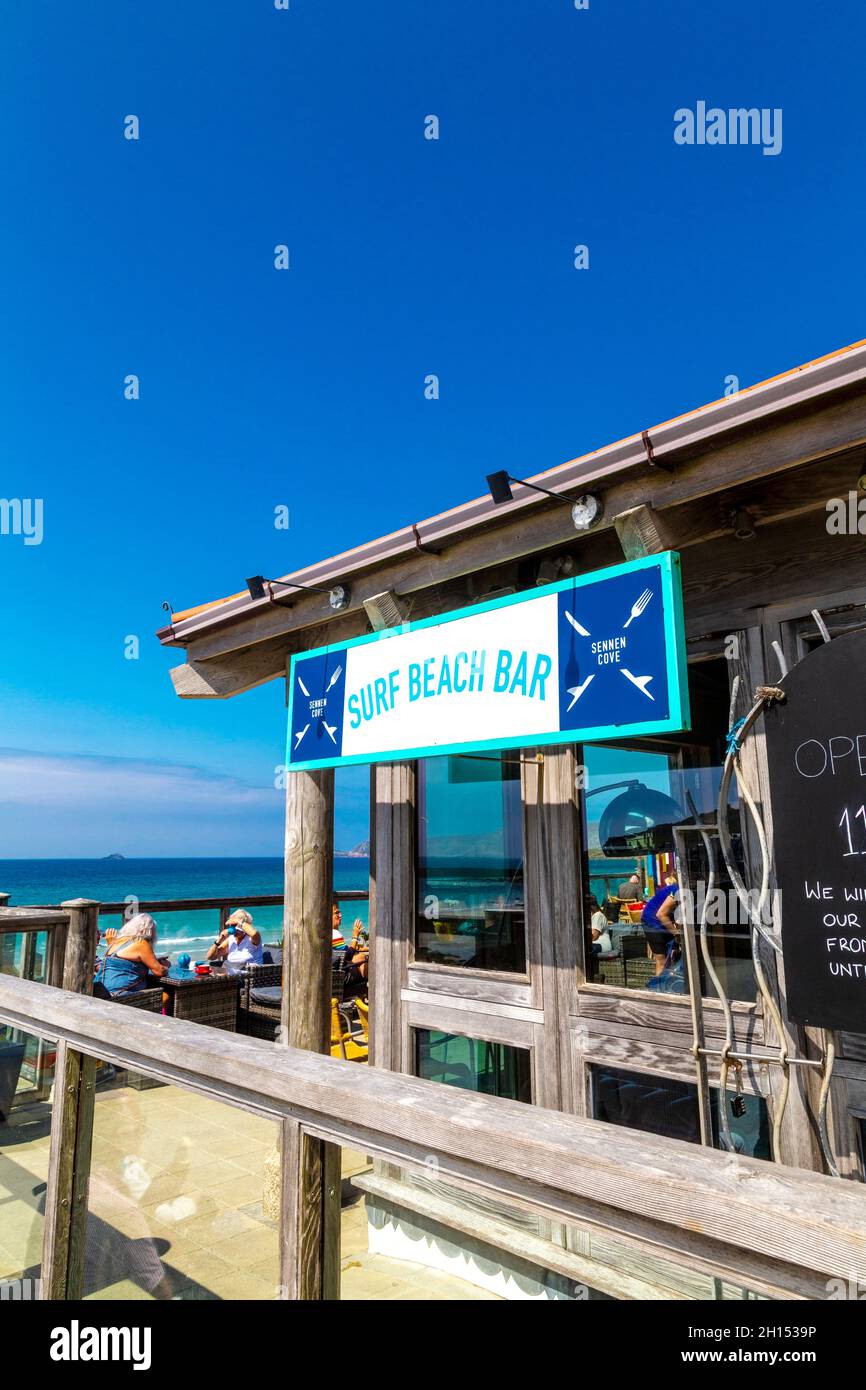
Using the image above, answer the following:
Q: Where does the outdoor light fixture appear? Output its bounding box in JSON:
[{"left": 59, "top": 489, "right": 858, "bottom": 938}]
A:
[
  {"left": 485, "top": 471, "right": 601, "bottom": 532},
  {"left": 246, "top": 575, "right": 351, "bottom": 611},
  {"left": 535, "top": 554, "right": 575, "bottom": 586},
  {"left": 730, "top": 507, "right": 756, "bottom": 541}
]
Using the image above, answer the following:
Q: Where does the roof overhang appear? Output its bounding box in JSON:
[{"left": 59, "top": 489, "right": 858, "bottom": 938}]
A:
[{"left": 160, "top": 338, "right": 866, "bottom": 697}]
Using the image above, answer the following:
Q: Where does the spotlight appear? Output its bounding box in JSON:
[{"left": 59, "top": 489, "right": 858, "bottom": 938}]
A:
[
  {"left": 486, "top": 470, "right": 515, "bottom": 504},
  {"left": 485, "top": 472, "right": 601, "bottom": 532},
  {"left": 730, "top": 508, "right": 756, "bottom": 541},
  {"left": 246, "top": 575, "right": 351, "bottom": 611},
  {"left": 536, "top": 555, "right": 575, "bottom": 586}
]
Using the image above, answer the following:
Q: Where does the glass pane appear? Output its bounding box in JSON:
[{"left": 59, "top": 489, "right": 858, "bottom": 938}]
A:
[
  {"left": 582, "top": 744, "right": 756, "bottom": 1001},
  {"left": 341, "top": 1147, "right": 766, "bottom": 1300},
  {"left": 415, "top": 1028, "right": 532, "bottom": 1103},
  {"left": 590, "top": 1064, "right": 771, "bottom": 1158},
  {"left": 0, "top": 929, "right": 51, "bottom": 984},
  {"left": 0, "top": 1027, "right": 55, "bottom": 1299},
  {"left": 416, "top": 752, "right": 525, "bottom": 971},
  {"left": 85, "top": 1069, "right": 280, "bottom": 1300}
]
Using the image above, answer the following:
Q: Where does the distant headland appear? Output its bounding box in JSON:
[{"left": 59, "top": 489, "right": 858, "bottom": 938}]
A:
[
  {"left": 101, "top": 853, "right": 126, "bottom": 861},
  {"left": 334, "top": 840, "right": 369, "bottom": 859}
]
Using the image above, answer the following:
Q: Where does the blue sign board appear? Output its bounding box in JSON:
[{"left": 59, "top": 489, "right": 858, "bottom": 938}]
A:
[{"left": 287, "top": 552, "right": 690, "bottom": 770}]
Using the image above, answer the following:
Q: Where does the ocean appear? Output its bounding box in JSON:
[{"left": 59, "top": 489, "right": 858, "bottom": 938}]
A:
[
  {"left": 0, "top": 858, "right": 370, "bottom": 962},
  {"left": 0, "top": 853, "right": 638, "bottom": 965}
]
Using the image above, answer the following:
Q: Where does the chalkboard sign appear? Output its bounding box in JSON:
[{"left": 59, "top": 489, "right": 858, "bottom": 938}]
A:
[{"left": 766, "top": 628, "right": 866, "bottom": 1033}]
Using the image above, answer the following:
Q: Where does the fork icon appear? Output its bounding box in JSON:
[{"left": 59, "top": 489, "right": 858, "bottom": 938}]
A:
[{"left": 623, "top": 587, "right": 653, "bottom": 629}]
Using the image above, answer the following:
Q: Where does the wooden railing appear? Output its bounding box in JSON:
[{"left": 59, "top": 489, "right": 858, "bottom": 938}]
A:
[
  {"left": 1, "top": 969, "right": 865, "bottom": 1301},
  {"left": 0, "top": 889, "right": 368, "bottom": 974}
]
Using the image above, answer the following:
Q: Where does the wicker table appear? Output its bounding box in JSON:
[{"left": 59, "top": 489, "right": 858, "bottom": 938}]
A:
[{"left": 161, "top": 968, "right": 243, "bottom": 1032}]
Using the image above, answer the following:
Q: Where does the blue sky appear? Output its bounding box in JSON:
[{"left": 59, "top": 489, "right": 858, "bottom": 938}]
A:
[{"left": 1, "top": 0, "right": 864, "bottom": 856}]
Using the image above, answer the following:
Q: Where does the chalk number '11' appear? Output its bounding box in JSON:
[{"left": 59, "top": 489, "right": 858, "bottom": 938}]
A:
[{"left": 839, "top": 805, "right": 866, "bottom": 857}]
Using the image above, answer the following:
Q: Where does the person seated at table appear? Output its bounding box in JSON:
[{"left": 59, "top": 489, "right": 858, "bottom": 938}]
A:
[
  {"left": 94, "top": 913, "right": 169, "bottom": 998},
  {"left": 640, "top": 873, "right": 680, "bottom": 976},
  {"left": 617, "top": 873, "right": 642, "bottom": 902},
  {"left": 588, "top": 896, "right": 613, "bottom": 955},
  {"left": 332, "top": 899, "right": 368, "bottom": 989},
  {"left": 206, "top": 909, "right": 263, "bottom": 973}
]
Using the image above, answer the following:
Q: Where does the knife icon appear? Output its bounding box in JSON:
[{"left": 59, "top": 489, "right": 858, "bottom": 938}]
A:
[
  {"left": 564, "top": 611, "right": 591, "bottom": 638},
  {"left": 565, "top": 674, "right": 595, "bottom": 711},
  {"left": 621, "top": 669, "right": 654, "bottom": 701}
]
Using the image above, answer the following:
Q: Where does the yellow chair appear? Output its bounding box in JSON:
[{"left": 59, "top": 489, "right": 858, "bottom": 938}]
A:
[
  {"left": 354, "top": 997, "right": 369, "bottom": 1042},
  {"left": 330, "top": 998, "right": 367, "bottom": 1062}
]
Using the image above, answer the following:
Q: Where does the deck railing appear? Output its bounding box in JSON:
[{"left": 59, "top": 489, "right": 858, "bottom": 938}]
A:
[
  {"left": 1, "top": 968, "right": 865, "bottom": 1300},
  {"left": 0, "top": 888, "right": 368, "bottom": 976}
]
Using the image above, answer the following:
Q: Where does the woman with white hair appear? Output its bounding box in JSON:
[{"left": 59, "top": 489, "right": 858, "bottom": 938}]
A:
[
  {"left": 94, "top": 913, "right": 169, "bottom": 998},
  {"left": 206, "top": 908, "right": 263, "bottom": 973}
]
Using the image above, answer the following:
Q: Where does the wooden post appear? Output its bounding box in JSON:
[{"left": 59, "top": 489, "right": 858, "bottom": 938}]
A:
[
  {"left": 369, "top": 761, "right": 414, "bottom": 1074},
  {"left": 41, "top": 1040, "right": 96, "bottom": 1299},
  {"left": 60, "top": 900, "right": 100, "bottom": 996},
  {"left": 0, "top": 895, "right": 13, "bottom": 976},
  {"left": 278, "top": 761, "right": 339, "bottom": 1299},
  {"left": 282, "top": 769, "right": 334, "bottom": 1052},
  {"left": 278, "top": 1118, "right": 341, "bottom": 1300},
  {"left": 46, "top": 918, "right": 69, "bottom": 990}
]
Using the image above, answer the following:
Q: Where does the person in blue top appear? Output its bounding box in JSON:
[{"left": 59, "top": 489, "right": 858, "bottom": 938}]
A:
[
  {"left": 94, "top": 913, "right": 169, "bottom": 998},
  {"left": 640, "top": 874, "right": 679, "bottom": 977}
]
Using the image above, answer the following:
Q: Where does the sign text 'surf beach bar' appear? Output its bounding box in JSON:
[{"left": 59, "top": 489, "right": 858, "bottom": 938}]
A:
[{"left": 287, "top": 552, "right": 690, "bottom": 771}]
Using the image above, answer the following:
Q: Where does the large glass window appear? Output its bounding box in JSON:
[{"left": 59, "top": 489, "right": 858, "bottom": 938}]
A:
[
  {"left": 581, "top": 659, "right": 757, "bottom": 1001},
  {"left": 415, "top": 1028, "right": 532, "bottom": 1103},
  {"left": 590, "top": 1064, "right": 771, "bottom": 1158},
  {"left": 415, "top": 752, "right": 525, "bottom": 972},
  {"left": 0, "top": 1027, "right": 55, "bottom": 1299}
]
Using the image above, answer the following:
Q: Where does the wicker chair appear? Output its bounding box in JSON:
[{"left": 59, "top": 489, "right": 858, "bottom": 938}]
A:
[
  {"left": 116, "top": 987, "right": 163, "bottom": 1013},
  {"left": 240, "top": 963, "right": 283, "bottom": 1012},
  {"left": 237, "top": 959, "right": 361, "bottom": 1043}
]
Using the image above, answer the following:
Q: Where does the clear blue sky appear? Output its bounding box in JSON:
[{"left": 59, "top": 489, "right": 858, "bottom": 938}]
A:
[{"left": 1, "top": 0, "right": 863, "bottom": 856}]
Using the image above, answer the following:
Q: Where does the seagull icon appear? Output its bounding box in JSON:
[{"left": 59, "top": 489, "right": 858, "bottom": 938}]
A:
[
  {"left": 566, "top": 673, "right": 595, "bottom": 710},
  {"left": 621, "top": 669, "right": 654, "bottom": 701},
  {"left": 294, "top": 723, "right": 310, "bottom": 748},
  {"left": 322, "top": 721, "right": 338, "bottom": 744}
]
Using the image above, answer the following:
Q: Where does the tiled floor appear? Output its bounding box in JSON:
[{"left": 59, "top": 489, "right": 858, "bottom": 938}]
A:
[{"left": 0, "top": 1069, "right": 498, "bottom": 1301}]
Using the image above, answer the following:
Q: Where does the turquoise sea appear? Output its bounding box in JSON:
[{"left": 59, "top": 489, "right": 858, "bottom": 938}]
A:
[
  {"left": 0, "top": 858, "right": 370, "bottom": 962},
  {"left": 0, "top": 854, "right": 638, "bottom": 965}
]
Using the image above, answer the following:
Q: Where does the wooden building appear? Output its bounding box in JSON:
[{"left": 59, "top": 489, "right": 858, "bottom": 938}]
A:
[{"left": 157, "top": 338, "right": 866, "bottom": 1295}]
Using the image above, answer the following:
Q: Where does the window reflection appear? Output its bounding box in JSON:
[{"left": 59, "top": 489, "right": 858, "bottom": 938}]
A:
[
  {"left": 415, "top": 1029, "right": 532, "bottom": 1103},
  {"left": 415, "top": 753, "right": 525, "bottom": 972},
  {"left": 582, "top": 743, "right": 756, "bottom": 1001},
  {"left": 591, "top": 1064, "right": 771, "bottom": 1158}
]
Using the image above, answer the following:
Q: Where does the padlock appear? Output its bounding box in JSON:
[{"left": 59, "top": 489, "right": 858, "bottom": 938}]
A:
[{"left": 731, "top": 1062, "right": 747, "bottom": 1118}]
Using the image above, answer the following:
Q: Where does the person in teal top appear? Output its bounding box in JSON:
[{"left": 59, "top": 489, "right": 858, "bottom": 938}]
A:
[{"left": 94, "top": 913, "right": 169, "bottom": 998}]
